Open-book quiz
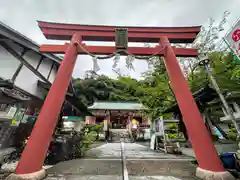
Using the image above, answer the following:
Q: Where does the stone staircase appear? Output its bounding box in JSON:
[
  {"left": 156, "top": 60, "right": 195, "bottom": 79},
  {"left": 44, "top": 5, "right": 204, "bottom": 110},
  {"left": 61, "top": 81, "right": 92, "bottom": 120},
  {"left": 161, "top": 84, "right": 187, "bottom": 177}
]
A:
[
  {"left": 44, "top": 141, "right": 198, "bottom": 180},
  {"left": 110, "top": 129, "right": 132, "bottom": 143}
]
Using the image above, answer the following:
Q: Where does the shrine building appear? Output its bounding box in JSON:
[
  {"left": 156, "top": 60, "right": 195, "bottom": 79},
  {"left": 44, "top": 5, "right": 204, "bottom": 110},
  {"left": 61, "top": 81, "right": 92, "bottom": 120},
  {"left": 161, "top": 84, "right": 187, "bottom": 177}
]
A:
[{"left": 86, "top": 101, "right": 149, "bottom": 128}]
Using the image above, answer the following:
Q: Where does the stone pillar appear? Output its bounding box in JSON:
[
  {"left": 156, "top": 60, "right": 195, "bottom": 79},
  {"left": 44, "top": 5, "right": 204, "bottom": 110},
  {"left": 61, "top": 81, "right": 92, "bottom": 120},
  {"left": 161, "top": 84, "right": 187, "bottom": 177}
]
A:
[
  {"left": 14, "top": 34, "right": 80, "bottom": 176},
  {"left": 160, "top": 37, "right": 233, "bottom": 180},
  {"left": 128, "top": 114, "right": 133, "bottom": 129}
]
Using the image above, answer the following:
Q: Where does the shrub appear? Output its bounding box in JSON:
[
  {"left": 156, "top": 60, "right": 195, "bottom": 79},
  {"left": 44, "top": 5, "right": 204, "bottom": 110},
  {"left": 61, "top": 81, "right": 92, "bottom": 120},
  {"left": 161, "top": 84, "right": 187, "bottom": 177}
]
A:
[
  {"left": 166, "top": 123, "right": 178, "bottom": 139},
  {"left": 79, "top": 123, "right": 103, "bottom": 156},
  {"left": 228, "top": 124, "right": 237, "bottom": 141}
]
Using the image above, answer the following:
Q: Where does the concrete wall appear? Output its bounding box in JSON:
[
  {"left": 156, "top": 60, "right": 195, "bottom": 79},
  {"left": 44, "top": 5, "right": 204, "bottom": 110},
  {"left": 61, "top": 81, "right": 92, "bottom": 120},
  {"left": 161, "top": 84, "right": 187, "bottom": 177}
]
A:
[{"left": 0, "top": 42, "right": 58, "bottom": 99}]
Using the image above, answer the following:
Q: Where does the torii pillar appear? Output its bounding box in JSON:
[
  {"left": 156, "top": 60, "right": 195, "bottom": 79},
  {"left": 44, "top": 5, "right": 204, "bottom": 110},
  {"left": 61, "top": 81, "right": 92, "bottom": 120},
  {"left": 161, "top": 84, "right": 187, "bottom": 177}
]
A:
[
  {"left": 160, "top": 36, "right": 234, "bottom": 180},
  {"left": 7, "top": 34, "right": 81, "bottom": 180}
]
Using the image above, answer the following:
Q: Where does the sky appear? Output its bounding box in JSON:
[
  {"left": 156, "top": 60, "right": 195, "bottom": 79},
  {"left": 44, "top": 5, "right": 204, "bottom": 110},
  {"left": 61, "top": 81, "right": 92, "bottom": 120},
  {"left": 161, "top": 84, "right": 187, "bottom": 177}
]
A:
[{"left": 0, "top": 0, "right": 239, "bottom": 79}]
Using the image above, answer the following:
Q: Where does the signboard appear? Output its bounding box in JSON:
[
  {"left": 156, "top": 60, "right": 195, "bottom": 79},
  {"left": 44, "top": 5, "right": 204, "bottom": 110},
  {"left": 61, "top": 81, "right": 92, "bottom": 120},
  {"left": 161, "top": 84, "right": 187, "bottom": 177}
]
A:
[
  {"left": 225, "top": 19, "right": 240, "bottom": 62},
  {"left": 10, "top": 108, "right": 24, "bottom": 126},
  {"left": 155, "top": 118, "right": 165, "bottom": 136},
  {"left": 62, "top": 116, "right": 85, "bottom": 121},
  {"left": 92, "top": 110, "right": 142, "bottom": 117},
  {"left": 2, "top": 88, "right": 31, "bottom": 101},
  {"left": 154, "top": 117, "right": 167, "bottom": 153},
  {"left": 11, "top": 119, "right": 19, "bottom": 126},
  {"left": 7, "top": 107, "right": 17, "bottom": 118},
  {"left": 150, "top": 134, "right": 156, "bottom": 150},
  {"left": 115, "top": 28, "right": 128, "bottom": 50}
]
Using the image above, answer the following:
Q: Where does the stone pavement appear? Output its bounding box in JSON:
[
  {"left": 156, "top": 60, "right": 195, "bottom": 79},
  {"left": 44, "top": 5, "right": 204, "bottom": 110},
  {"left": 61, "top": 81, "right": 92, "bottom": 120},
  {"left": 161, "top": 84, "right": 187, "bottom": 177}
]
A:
[
  {"left": 181, "top": 143, "right": 238, "bottom": 158},
  {"left": 45, "top": 142, "right": 198, "bottom": 180},
  {"left": 86, "top": 143, "right": 194, "bottom": 159},
  {"left": 46, "top": 175, "right": 190, "bottom": 180}
]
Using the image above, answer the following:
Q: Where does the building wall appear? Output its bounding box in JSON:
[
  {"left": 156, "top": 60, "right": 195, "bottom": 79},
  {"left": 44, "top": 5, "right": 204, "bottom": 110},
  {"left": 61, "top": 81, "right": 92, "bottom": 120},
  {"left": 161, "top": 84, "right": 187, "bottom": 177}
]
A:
[
  {"left": 142, "top": 119, "right": 149, "bottom": 125},
  {"left": 0, "top": 42, "right": 58, "bottom": 99},
  {"left": 23, "top": 51, "right": 41, "bottom": 69},
  {"left": 38, "top": 57, "right": 52, "bottom": 78},
  {"left": 0, "top": 45, "right": 21, "bottom": 80},
  {"left": 14, "top": 66, "right": 44, "bottom": 98},
  {"left": 85, "top": 116, "right": 96, "bottom": 124},
  {"left": 49, "top": 64, "right": 57, "bottom": 83}
]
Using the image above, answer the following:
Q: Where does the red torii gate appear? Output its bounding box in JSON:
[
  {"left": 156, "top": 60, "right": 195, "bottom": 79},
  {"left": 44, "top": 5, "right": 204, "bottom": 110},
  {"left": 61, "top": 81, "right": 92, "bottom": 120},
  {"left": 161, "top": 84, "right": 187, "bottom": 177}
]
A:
[{"left": 14, "top": 21, "right": 229, "bottom": 179}]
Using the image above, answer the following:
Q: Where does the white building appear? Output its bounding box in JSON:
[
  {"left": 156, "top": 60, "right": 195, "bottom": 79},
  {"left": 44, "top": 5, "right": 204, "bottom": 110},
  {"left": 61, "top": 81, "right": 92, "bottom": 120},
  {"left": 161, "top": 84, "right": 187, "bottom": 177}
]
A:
[{"left": 0, "top": 22, "right": 87, "bottom": 148}]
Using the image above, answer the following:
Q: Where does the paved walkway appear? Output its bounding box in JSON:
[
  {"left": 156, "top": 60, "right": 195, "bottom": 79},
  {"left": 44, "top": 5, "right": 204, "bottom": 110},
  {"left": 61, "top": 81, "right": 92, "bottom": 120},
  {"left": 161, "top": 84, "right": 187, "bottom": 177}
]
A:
[
  {"left": 86, "top": 142, "right": 193, "bottom": 160},
  {"left": 181, "top": 143, "right": 238, "bottom": 158},
  {"left": 45, "top": 142, "right": 198, "bottom": 180}
]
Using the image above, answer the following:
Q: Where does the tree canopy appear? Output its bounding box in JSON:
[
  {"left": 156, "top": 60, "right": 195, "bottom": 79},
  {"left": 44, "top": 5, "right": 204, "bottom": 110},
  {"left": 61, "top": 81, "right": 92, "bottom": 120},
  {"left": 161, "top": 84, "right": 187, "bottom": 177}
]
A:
[
  {"left": 72, "top": 12, "right": 240, "bottom": 121},
  {"left": 73, "top": 50, "right": 240, "bottom": 122}
]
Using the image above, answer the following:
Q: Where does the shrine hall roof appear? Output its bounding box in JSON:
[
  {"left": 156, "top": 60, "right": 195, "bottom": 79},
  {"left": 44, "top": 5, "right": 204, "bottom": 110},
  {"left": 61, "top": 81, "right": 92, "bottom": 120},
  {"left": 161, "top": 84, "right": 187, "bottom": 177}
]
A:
[{"left": 88, "top": 101, "right": 146, "bottom": 111}]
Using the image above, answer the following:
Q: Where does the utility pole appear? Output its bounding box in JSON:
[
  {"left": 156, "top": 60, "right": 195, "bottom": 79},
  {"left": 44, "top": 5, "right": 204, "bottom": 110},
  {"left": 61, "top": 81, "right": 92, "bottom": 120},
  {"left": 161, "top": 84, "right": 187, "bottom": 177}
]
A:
[{"left": 198, "top": 55, "right": 240, "bottom": 136}]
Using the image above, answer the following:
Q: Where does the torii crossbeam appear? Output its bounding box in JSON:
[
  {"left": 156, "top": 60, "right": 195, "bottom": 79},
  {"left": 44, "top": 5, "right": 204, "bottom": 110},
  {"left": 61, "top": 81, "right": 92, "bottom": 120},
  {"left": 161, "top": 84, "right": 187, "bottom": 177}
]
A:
[{"left": 13, "top": 21, "right": 231, "bottom": 180}]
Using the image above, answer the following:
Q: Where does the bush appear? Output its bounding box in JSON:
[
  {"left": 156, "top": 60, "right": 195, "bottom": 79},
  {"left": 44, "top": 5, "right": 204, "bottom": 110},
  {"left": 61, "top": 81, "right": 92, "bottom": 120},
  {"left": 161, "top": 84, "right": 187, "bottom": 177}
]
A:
[
  {"left": 168, "top": 133, "right": 177, "bottom": 139},
  {"left": 228, "top": 124, "right": 237, "bottom": 141},
  {"left": 85, "top": 123, "right": 103, "bottom": 136},
  {"left": 228, "top": 131, "right": 237, "bottom": 141},
  {"left": 78, "top": 123, "right": 103, "bottom": 156},
  {"left": 166, "top": 123, "right": 178, "bottom": 139},
  {"left": 167, "top": 123, "right": 177, "bottom": 130}
]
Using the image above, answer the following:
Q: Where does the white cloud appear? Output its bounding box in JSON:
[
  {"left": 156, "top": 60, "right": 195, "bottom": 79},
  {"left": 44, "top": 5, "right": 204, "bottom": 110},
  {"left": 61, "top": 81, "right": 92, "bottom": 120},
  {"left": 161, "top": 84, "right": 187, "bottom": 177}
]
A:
[{"left": 0, "top": 0, "right": 239, "bottom": 79}]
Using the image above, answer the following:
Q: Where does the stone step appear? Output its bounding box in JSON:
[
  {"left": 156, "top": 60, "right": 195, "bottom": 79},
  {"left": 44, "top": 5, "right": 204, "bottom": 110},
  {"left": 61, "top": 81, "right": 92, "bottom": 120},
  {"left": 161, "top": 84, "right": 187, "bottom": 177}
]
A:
[
  {"left": 45, "top": 159, "right": 197, "bottom": 179},
  {"left": 45, "top": 175, "right": 198, "bottom": 180},
  {"left": 45, "top": 175, "right": 122, "bottom": 180},
  {"left": 127, "top": 160, "right": 197, "bottom": 178},
  {"left": 111, "top": 131, "right": 132, "bottom": 143},
  {"left": 46, "top": 159, "right": 122, "bottom": 176},
  {"left": 44, "top": 143, "right": 198, "bottom": 180}
]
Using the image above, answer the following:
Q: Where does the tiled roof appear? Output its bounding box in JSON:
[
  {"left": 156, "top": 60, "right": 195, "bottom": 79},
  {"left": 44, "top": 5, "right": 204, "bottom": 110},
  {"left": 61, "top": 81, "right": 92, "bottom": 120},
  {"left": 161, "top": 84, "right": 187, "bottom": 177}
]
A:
[{"left": 88, "top": 101, "right": 146, "bottom": 110}]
